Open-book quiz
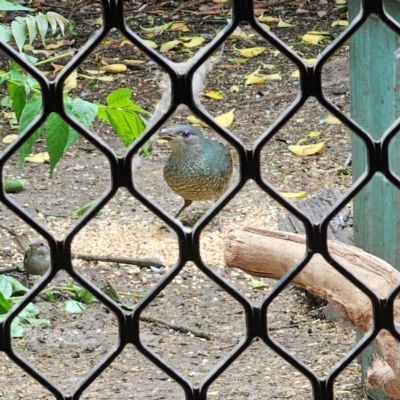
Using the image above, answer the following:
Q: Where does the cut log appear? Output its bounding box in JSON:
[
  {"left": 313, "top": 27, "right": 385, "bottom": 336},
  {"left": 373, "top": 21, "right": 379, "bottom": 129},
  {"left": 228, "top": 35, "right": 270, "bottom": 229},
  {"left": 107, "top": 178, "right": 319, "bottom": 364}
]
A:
[{"left": 224, "top": 227, "right": 400, "bottom": 399}]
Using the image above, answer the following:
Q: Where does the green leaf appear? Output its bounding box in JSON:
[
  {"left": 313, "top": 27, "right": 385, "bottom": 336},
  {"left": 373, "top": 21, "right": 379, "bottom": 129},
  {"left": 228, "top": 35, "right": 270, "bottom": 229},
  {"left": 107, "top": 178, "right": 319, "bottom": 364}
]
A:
[
  {"left": 160, "top": 39, "right": 181, "bottom": 53},
  {"left": 64, "top": 128, "right": 80, "bottom": 153},
  {"left": 11, "top": 19, "right": 27, "bottom": 53},
  {"left": 12, "top": 84, "right": 27, "bottom": 122},
  {"left": 36, "top": 12, "right": 49, "bottom": 46},
  {"left": 48, "top": 11, "right": 68, "bottom": 37},
  {"left": 18, "top": 94, "right": 44, "bottom": 167},
  {"left": 76, "top": 287, "right": 93, "bottom": 303},
  {"left": 105, "top": 108, "right": 146, "bottom": 147},
  {"left": 69, "top": 199, "right": 102, "bottom": 217},
  {"left": 3, "top": 179, "right": 27, "bottom": 193},
  {"left": 0, "top": 291, "right": 12, "bottom": 314},
  {"left": 61, "top": 300, "right": 86, "bottom": 313},
  {"left": 21, "top": 317, "right": 50, "bottom": 327},
  {"left": 47, "top": 12, "right": 59, "bottom": 35},
  {"left": 18, "top": 302, "right": 40, "bottom": 318},
  {"left": 102, "top": 283, "right": 120, "bottom": 303},
  {"left": 0, "top": 0, "right": 32, "bottom": 11},
  {"left": 10, "top": 318, "right": 24, "bottom": 338},
  {"left": 26, "top": 15, "right": 39, "bottom": 45},
  {"left": 0, "top": 24, "right": 12, "bottom": 42},
  {"left": 122, "top": 102, "right": 150, "bottom": 114},
  {"left": 0, "top": 275, "right": 28, "bottom": 295},
  {"left": 0, "top": 276, "right": 13, "bottom": 298},
  {"left": 45, "top": 291, "right": 56, "bottom": 302},
  {"left": 106, "top": 88, "right": 132, "bottom": 106},
  {"left": 67, "top": 97, "right": 98, "bottom": 127},
  {"left": 96, "top": 104, "right": 111, "bottom": 123},
  {"left": 46, "top": 112, "right": 69, "bottom": 175}
]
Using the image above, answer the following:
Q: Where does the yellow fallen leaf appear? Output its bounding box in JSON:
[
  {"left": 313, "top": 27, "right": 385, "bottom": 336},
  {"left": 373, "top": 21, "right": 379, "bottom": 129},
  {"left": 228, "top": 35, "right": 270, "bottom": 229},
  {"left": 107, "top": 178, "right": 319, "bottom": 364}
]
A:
[
  {"left": 235, "top": 46, "right": 266, "bottom": 58},
  {"left": 258, "top": 15, "right": 279, "bottom": 23},
  {"left": 230, "top": 31, "right": 255, "bottom": 39},
  {"left": 325, "top": 117, "right": 342, "bottom": 125},
  {"left": 78, "top": 73, "right": 100, "bottom": 79},
  {"left": 271, "top": 49, "right": 281, "bottom": 57},
  {"left": 288, "top": 142, "right": 325, "bottom": 156},
  {"left": 278, "top": 16, "right": 295, "bottom": 28},
  {"left": 244, "top": 67, "right": 261, "bottom": 79},
  {"left": 141, "top": 22, "right": 173, "bottom": 33},
  {"left": 97, "top": 76, "right": 115, "bottom": 82},
  {"left": 280, "top": 191, "right": 307, "bottom": 199},
  {"left": 86, "top": 70, "right": 106, "bottom": 75},
  {"left": 63, "top": 70, "right": 77, "bottom": 92},
  {"left": 302, "top": 34, "right": 327, "bottom": 45},
  {"left": 51, "top": 62, "right": 64, "bottom": 73},
  {"left": 78, "top": 74, "right": 114, "bottom": 81},
  {"left": 103, "top": 39, "right": 114, "bottom": 48},
  {"left": 160, "top": 40, "right": 181, "bottom": 52},
  {"left": 251, "top": 278, "right": 269, "bottom": 289},
  {"left": 215, "top": 109, "right": 234, "bottom": 127},
  {"left": 204, "top": 90, "right": 224, "bottom": 100},
  {"left": 230, "top": 85, "right": 239, "bottom": 93},
  {"left": 170, "top": 23, "right": 189, "bottom": 32},
  {"left": 100, "top": 64, "right": 127, "bottom": 73},
  {"left": 3, "top": 111, "right": 16, "bottom": 119},
  {"left": 245, "top": 75, "right": 266, "bottom": 85},
  {"left": 260, "top": 23, "right": 270, "bottom": 31},
  {"left": 303, "top": 58, "right": 317, "bottom": 65},
  {"left": 181, "top": 36, "right": 205, "bottom": 48},
  {"left": 120, "top": 39, "right": 134, "bottom": 47},
  {"left": 25, "top": 152, "right": 50, "bottom": 163},
  {"left": 308, "top": 31, "right": 331, "bottom": 35},
  {"left": 142, "top": 39, "right": 158, "bottom": 49},
  {"left": 261, "top": 63, "right": 275, "bottom": 70},
  {"left": 93, "top": 16, "right": 103, "bottom": 25},
  {"left": 291, "top": 70, "right": 300, "bottom": 78},
  {"left": 2, "top": 134, "right": 17, "bottom": 144},
  {"left": 297, "top": 138, "right": 307, "bottom": 145},
  {"left": 262, "top": 73, "right": 282, "bottom": 81},
  {"left": 332, "top": 19, "right": 349, "bottom": 27},
  {"left": 124, "top": 59, "right": 146, "bottom": 65},
  {"left": 187, "top": 115, "right": 205, "bottom": 125},
  {"left": 308, "top": 131, "right": 321, "bottom": 138},
  {"left": 187, "top": 110, "right": 235, "bottom": 128}
]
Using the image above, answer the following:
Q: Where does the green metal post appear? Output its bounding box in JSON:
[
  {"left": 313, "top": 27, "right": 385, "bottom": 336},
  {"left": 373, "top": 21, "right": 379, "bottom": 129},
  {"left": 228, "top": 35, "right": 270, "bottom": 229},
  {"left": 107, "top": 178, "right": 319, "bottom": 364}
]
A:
[{"left": 350, "top": 1, "right": 400, "bottom": 398}]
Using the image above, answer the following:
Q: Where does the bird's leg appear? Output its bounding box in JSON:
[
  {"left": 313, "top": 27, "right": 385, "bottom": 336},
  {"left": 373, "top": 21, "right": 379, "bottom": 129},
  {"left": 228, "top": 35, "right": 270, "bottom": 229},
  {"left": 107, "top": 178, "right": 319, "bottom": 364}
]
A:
[
  {"left": 175, "top": 199, "right": 193, "bottom": 218},
  {"left": 209, "top": 210, "right": 223, "bottom": 232}
]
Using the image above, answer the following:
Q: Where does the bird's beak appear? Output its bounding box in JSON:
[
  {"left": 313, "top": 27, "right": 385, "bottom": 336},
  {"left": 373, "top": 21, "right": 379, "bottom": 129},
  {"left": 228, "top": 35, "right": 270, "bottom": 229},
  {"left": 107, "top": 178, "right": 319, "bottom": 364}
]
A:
[
  {"left": 159, "top": 128, "right": 176, "bottom": 141},
  {"left": 28, "top": 243, "right": 37, "bottom": 249}
]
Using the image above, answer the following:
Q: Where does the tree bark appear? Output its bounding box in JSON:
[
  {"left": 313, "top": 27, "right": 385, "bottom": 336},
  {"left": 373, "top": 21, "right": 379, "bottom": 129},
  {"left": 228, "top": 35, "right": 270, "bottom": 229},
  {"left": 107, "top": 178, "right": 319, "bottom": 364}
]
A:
[{"left": 224, "top": 227, "right": 400, "bottom": 399}]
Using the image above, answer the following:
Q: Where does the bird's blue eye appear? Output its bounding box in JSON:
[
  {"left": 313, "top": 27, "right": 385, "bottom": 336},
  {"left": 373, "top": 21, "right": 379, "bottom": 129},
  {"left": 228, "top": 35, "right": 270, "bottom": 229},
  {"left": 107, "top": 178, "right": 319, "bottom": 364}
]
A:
[{"left": 182, "top": 131, "right": 191, "bottom": 139}]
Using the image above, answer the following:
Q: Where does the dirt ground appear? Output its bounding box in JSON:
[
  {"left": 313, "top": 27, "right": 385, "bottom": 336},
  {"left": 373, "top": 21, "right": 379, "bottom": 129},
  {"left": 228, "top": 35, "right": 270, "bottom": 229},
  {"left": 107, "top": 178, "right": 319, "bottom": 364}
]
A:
[{"left": 0, "top": 0, "right": 370, "bottom": 399}]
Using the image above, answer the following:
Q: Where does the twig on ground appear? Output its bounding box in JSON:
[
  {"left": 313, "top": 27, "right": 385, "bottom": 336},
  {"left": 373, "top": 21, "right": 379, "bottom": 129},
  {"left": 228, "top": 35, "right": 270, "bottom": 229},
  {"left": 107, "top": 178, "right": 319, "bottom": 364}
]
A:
[
  {"left": 140, "top": 313, "right": 213, "bottom": 340},
  {"left": 72, "top": 253, "right": 164, "bottom": 268}
]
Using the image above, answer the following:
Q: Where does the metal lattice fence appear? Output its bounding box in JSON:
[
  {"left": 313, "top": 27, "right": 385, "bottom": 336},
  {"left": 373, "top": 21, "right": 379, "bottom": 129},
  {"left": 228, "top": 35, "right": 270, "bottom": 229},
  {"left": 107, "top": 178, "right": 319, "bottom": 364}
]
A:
[{"left": 1, "top": 0, "right": 400, "bottom": 398}]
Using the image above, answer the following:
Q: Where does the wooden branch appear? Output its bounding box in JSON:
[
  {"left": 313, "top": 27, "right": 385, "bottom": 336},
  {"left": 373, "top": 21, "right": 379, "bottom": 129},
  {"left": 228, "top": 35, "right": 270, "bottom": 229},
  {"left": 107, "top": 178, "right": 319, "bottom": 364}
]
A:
[
  {"left": 224, "top": 227, "right": 400, "bottom": 399},
  {"left": 140, "top": 313, "right": 213, "bottom": 340},
  {"left": 72, "top": 253, "right": 164, "bottom": 268}
]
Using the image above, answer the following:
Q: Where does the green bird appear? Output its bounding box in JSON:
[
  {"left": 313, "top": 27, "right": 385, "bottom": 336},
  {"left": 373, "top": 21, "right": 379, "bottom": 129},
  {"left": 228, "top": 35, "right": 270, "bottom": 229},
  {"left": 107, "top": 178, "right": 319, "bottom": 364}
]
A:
[{"left": 160, "top": 124, "right": 233, "bottom": 229}]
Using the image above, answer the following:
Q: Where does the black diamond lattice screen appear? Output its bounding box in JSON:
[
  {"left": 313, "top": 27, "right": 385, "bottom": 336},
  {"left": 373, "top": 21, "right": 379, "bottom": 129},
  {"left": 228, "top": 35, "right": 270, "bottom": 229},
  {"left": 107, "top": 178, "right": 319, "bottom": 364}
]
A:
[{"left": 1, "top": 0, "right": 400, "bottom": 399}]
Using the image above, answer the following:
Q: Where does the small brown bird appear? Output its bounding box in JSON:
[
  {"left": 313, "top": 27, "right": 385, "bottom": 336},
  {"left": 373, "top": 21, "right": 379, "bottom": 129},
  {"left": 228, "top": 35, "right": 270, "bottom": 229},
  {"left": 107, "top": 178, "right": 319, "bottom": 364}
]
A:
[
  {"left": 24, "top": 241, "right": 50, "bottom": 281},
  {"left": 160, "top": 124, "right": 233, "bottom": 229},
  {"left": 13, "top": 234, "right": 50, "bottom": 281}
]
